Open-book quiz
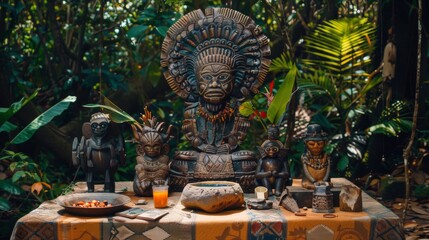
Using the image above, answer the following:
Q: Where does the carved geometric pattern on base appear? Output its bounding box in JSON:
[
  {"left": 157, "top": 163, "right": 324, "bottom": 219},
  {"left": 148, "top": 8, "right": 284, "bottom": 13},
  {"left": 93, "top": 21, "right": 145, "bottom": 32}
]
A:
[{"left": 194, "top": 153, "right": 234, "bottom": 179}]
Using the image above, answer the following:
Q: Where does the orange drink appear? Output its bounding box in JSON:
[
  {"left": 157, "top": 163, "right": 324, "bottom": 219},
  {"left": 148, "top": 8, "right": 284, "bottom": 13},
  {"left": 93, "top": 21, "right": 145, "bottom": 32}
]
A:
[{"left": 152, "top": 185, "right": 169, "bottom": 208}]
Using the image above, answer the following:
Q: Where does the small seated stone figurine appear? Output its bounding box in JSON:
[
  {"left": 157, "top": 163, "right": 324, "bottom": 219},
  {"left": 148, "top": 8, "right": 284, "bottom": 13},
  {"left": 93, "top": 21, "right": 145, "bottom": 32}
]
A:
[
  {"left": 301, "top": 124, "right": 331, "bottom": 189},
  {"left": 131, "top": 107, "right": 172, "bottom": 196},
  {"left": 72, "top": 112, "right": 125, "bottom": 192},
  {"left": 255, "top": 125, "right": 290, "bottom": 196}
]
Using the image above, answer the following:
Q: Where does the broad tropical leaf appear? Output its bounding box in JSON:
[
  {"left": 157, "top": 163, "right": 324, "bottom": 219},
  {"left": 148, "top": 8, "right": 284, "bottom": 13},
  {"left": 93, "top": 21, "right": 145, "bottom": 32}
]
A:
[
  {"left": 11, "top": 170, "right": 26, "bottom": 182},
  {"left": 84, "top": 96, "right": 137, "bottom": 124},
  {"left": 0, "top": 179, "right": 25, "bottom": 195},
  {"left": 0, "top": 89, "right": 39, "bottom": 126},
  {"left": 10, "top": 96, "right": 76, "bottom": 144},
  {"left": 0, "top": 121, "right": 17, "bottom": 133},
  {"left": 337, "top": 155, "right": 349, "bottom": 171},
  {"left": 239, "top": 101, "right": 255, "bottom": 117},
  {"left": 0, "top": 198, "right": 10, "bottom": 211},
  {"left": 267, "top": 64, "right": 297, "bottom": 125}
]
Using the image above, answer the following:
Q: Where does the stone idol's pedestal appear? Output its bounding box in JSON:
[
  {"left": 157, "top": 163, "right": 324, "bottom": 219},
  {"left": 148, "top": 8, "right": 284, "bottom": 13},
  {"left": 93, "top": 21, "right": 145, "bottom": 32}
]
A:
[{"left": 288, "top": 179, "right": 342, "bottom": 208}]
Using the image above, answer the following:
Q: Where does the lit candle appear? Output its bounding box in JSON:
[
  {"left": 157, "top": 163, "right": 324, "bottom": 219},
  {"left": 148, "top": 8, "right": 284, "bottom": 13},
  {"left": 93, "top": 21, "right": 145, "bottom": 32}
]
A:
[{"left": 152, "top": 185, "right": 169, "bottom": 208}]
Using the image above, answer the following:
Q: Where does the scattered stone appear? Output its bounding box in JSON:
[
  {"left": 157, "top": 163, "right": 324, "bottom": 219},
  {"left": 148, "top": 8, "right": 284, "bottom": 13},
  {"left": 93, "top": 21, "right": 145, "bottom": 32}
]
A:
[
  {"left": 339, "top": 185, "right": 362, "bottom": 212},
  {"left": 180, "top": 181, "right": 244, "bottom": 213},
  {"left": 136, "top": 200, "right": 147, "bottom": 205}
]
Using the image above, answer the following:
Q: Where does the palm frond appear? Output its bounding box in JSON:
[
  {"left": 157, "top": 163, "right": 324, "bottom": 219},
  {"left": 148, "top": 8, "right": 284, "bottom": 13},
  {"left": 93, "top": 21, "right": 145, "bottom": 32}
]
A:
[
  {"left": 270, "top": 53, "right": 294, "bottom": 73},
  {"left": 366, "top": 101, "right": 412, "bottom": 136},
  {"left": 299, "top": 71, "right": 337, "bottom": 104},
  {"left": 303, "top": 18, "right": 375, "bottom": 76}
]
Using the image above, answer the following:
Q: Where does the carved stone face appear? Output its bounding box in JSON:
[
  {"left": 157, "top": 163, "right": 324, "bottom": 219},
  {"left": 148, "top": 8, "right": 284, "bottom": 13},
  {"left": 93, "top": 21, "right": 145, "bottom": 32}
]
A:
[
  {"left": 143, "top": 143, "right": 161, "bottom": 158},
  {"left": 141, "top": 131, "right": 163, "bottom": 158},
  {"left": 263, "top": 141, "right": 281, "bottom": 157},
  {"left": 91, "top": 119, "right": 109, "bottom": 138},
  {"left": 305, "top": 140, "right": 325, "bottom": 156},
  {"left": 197, "top": 64, "right": 233, "bottom": 104}
]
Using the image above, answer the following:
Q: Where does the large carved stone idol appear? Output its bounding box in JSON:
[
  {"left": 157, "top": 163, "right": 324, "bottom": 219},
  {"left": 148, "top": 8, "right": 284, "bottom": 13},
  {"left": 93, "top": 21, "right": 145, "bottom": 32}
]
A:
[
  {"left": 301, "top": 124, "right": 331, "bottom": 189},
  {"left": 131, "top": 107, "right": 172, "bottom": 196},
  {"left": 72, "top": 113, "right": 125, "bottom": 192},
  {"left": 160, "top": 8, "right": 271, "bottom": 191}
]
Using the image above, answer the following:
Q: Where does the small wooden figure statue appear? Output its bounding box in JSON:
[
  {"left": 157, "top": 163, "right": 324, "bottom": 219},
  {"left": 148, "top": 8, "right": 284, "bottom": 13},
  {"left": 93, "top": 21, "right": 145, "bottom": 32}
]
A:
[
  {"left": 72, "top": 112, "right": 125, "bottom": 192},
  {"left": 131, "top": 107, "right": 173, "bottom": 196},
  {"left": 301, "top": 124, "right": 331, "bottom": 190},
  {"left": 256, "top": 125, "right": 290, "bottom": 196}
]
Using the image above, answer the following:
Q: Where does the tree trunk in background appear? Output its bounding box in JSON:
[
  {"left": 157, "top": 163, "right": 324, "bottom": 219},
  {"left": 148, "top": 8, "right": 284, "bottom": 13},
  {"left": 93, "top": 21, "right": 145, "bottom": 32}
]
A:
[
  {"left": 367, "top": 0, "right": 429, "bottom": 173},
  {"left": 325, "top": 0, "right": 339, "bottom": 20}
]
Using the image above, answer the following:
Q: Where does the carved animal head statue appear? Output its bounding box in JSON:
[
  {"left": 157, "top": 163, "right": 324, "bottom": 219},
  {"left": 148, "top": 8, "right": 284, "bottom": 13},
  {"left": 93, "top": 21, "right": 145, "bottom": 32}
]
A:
[
  {"left": 161, "top": 8, "right": 271, "bottom": 109},
  {"left": 131, "top": 107, "right": 173, "bottom": 158},
  {"left": 89, "top": 112, "right": 111, "bottom": 138},
  {"left": 261, "top": 140, "right": 282, "bottom": 158}
]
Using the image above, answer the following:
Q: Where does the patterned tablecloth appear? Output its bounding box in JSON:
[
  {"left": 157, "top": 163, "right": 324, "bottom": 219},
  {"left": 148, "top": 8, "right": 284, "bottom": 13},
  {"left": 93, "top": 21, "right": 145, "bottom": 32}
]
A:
[{"left": 11, "top": 178, "right": 404, "bottom": 240}]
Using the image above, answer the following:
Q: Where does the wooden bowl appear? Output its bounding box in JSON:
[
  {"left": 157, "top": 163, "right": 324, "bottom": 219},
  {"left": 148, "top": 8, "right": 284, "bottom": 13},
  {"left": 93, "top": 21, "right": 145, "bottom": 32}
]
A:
[{"left": 56, "top": 192, "right": 130, "bottom": 216}]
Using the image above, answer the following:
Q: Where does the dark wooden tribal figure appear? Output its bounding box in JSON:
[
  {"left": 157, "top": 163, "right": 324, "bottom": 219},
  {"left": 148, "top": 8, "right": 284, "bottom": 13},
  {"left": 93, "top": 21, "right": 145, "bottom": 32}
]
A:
[
  {"left": 160, "top": 8, "right": 271, "bottom": 191},
  {"left": 72, "top": 113, "right": 125, "bottom": 192},
  {"left": 131, "top": 107, "right": 173, "bottom": 196},
  {"left": 301, "top": 124, "right": 332, "bottom": 190},
  {"left": 255, "top": 125, "right": 290, "bottom": 196}
]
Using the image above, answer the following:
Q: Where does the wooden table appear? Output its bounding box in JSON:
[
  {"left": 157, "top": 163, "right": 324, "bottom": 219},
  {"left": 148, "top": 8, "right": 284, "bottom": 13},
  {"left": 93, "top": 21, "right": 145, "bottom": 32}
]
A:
[{"left": 11, "top": 178, "right": 404, "bottom": 240}]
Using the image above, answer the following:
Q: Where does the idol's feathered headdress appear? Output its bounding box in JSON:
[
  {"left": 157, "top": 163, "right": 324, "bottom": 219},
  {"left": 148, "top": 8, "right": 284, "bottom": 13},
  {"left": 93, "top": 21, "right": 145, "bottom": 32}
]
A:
[{"left": 160, "top": 8, "right": 271, "bottom": 102}]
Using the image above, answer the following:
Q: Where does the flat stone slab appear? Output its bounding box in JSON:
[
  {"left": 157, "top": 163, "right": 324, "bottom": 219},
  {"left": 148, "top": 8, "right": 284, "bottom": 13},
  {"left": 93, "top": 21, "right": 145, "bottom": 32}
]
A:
[{"left": 180, "top": 181, "right": 245, "bottom": 213}]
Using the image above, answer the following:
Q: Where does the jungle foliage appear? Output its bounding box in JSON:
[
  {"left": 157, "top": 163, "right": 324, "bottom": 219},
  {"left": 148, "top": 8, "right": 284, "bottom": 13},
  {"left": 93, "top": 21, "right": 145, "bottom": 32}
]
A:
[{"left": 0, "top": 0, "right": 428, "bottom": 238}]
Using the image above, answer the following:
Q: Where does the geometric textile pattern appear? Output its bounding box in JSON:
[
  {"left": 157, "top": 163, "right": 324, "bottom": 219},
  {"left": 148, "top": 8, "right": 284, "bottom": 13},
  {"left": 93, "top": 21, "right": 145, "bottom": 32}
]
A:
[
  {"left": 307, "top": 224, "right": 334, "bottom": 240},
  {"left": 142, "top": 226, "right": 171, "bottom": 240},
  {"left": 364, "top": 192, "right": 405, "bottom": 240},
  {"left": 10, "top": 179, "right": 405, "bottom": 240},
  {"left": 247, "top": 210, "right": 286, "bottom": 240}
]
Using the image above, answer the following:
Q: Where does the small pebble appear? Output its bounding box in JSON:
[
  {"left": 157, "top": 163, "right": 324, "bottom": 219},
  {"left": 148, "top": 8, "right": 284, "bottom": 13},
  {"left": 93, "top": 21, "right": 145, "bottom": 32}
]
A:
[
  {"left": 303, "top": 207, "right": 308, "bottom": 211},
  {"left": 136, "top": 200, "right": 148, "bottom": 205},
  {"left": 295, "top": 212, "right": 307, "bottom": 216}
]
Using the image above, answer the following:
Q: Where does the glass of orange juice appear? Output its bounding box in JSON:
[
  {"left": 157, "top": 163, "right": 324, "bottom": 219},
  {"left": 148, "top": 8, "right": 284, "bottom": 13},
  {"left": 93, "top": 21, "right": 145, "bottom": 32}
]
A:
[{"left": 152, "top": 185, "right": 169, "bottom": 208}]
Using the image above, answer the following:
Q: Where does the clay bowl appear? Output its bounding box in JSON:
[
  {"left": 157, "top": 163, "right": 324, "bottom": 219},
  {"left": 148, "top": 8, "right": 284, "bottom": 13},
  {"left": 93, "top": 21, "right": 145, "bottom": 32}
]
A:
[
  {"left": 56, "top": 192, "right": 131, "bottom": 216},
  {"left": 180, "top": 181, "right": 244, "bottom": 213}
]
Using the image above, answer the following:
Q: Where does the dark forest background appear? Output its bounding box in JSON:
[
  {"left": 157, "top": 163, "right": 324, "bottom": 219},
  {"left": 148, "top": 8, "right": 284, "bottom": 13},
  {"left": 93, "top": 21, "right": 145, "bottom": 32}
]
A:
[{"left": 1, "top": 0, "right": 428, "bottom": 238}]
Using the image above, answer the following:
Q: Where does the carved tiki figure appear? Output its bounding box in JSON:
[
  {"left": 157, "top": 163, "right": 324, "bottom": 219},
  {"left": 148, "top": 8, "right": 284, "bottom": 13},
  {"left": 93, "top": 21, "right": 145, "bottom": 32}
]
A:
[
  {"left": 72, "top": 113, "right": 125, "bottom": 192},
  {"left": 301, "top": 124, "right": 331, "bottom": 189},
  {"left": 160, "top": 8, "right": 271, "bottom": 191},
  {"left": 255, "top": 125, "right": 290, "bottom": 196},
  {"left": 131, "top": 107, "right": 172, "bottom": 196}
]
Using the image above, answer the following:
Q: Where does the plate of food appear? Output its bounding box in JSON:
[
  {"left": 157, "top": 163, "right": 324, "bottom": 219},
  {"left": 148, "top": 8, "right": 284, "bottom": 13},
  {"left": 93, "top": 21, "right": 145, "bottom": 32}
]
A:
[{"left": 56, "top": 192, "right": 131, "bottom": 216}]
